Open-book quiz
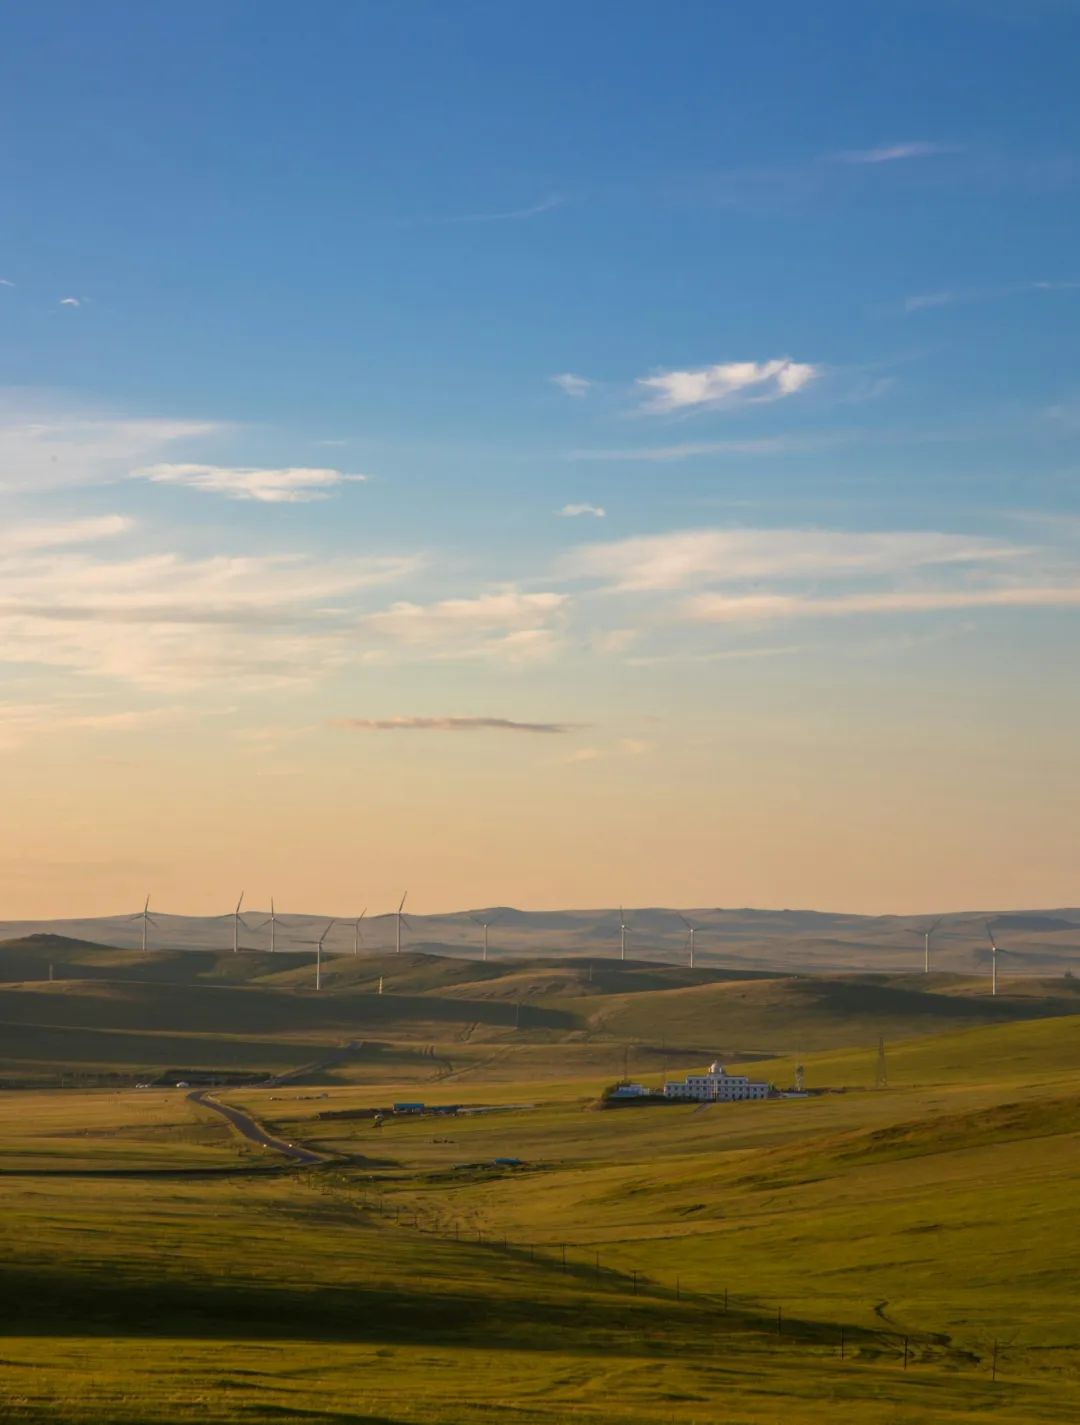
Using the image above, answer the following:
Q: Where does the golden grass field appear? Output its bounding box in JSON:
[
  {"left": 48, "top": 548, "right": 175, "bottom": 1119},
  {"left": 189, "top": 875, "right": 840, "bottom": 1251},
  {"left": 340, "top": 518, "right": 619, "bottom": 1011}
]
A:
[{"left": 0, "top": 941, "right": 1078, "bottom": 1422}]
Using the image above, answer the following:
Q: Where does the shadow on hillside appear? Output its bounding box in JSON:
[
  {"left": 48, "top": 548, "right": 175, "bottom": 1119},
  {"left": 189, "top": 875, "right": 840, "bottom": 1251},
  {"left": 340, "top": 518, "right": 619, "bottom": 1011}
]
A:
[{"left": 0, "top": 1262, "right": 890, "bottom": 1359}]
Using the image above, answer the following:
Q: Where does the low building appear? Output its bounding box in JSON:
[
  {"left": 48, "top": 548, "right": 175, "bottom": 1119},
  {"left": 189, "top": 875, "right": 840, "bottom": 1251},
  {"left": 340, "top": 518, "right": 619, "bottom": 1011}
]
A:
[
  {"left": 662, "top": 1061, "right": 769, "bottom": 1102},
  {"left": 609, "top": 1083, "right": 649, "bottom": 1098}
]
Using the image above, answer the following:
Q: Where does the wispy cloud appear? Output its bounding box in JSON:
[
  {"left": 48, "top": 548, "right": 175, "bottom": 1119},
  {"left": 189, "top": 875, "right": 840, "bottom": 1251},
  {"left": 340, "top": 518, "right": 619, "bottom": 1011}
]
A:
[
  {"left": 0, "top": 279, "right": 13, "bottom": 288},
  {"left": 0, "top": 397, "right": 218, "bottom": 492},
  {"left": 58, "top": 296, "right": 82, "bottom": 307},
  {"left": 560, "top": 737, "right": 651, "bottom": 765},
  {"left": 434, "top": 193, "right": 566, "bottom": 225},
  {"left": 334, "top": 715, "right": 578, "bottom": 735},
  {"left": 550, "top": 372, "right": 591, "bottom": 398},
  {"left": 0, "top": 518, "right": 421, "bottom": 689},
  {"left": 832, "top": 141, "right": 960, "bottom": 165},
  {"left": 133, "top": 463, "right": 367, "bottom": 503},
  {"left": 558, "top": 503, "right": 606, "bottom": 518},
  {"left": 636, "top": 358, "right": 819, "bottom": 413},
  {"left": 0, "top": 702, "right": 187, "bottom": 753},
  {"left": 905, "top": 279, "right": 1080, "bottom": 313},
  {"left": 561, "top": 527, "right": 1021, "bottom": 592},
  {"left": 364, "top": 589, "right": 568, "bottom": 664},
  {"left": 569, "top": 432, "right": 849, "bottom": 462},
  {"left": 682, "top": 584, "right": 1080, "bottom": 623},
  {"left": 0, "top": 514, "right": 133, "bottom": 554}
]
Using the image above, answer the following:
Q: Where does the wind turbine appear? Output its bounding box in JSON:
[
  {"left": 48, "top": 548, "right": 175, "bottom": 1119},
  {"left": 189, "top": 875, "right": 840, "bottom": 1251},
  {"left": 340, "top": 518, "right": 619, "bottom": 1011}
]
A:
[
  {"left": 353, "top": 908, "right": 367, "bottom": 957},
  {"left": 676, "top": 912, "right": 698, "bottom": 969},
  {"left": 127, "top": 894, "right": 158, "bottom": 952},
  {"left": 618, "top": 906, "right": 630, "bottom": 962},
  {"left": 986, "top": 922, "right": 1001, "bottom": 996},
  {"left": 258, "top": 898, "right": 282, "bottom": 954},
  {"left": 300, "top": 920, "right": 335, "bottom": 991},
  {"left": 920, "top": 917, "right": 944, "bottom": 974},
  {"left": 471, "top": 913, "right": 496, "bottom": 962},
  {"left": 228, "top": 892, "right": 249, "bottom": 954},
  {"left": 394, "top": 892, "right": 409, "bottom": 955}
]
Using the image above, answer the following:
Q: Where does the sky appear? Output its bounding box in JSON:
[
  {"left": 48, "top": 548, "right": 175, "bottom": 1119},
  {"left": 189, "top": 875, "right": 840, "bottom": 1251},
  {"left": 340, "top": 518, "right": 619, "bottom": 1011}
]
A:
[{"left": 2, "top": 0, "right": 1080, "bottom": 918}]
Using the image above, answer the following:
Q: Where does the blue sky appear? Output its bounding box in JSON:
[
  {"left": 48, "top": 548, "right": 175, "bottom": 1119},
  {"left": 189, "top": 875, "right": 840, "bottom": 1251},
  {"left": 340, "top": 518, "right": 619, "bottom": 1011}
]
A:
[{"left": 1, "top": 1, "right": 1079, "bottom": 916}]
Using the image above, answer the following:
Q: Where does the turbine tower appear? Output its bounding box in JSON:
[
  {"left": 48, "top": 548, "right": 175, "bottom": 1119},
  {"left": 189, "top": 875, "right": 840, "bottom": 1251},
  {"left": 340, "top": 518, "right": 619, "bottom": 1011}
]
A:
[
  {"left": 230, "top": 892, "right": 247, "bottom": 954},
  {"left": 262, "top": 898, "right": 279, "bottom": 954},
  {"left": 986, "top": 922, "right": 1001, "bottom": 997},
  {"left": 353, "top": 909, "right": 367, "bottom": 957},
  {"left": 128, "top": 894, "right": 157, "bottom": 952},
  {"left": 619, "top": 906, "right": 629, "bottom": 962},
  {"left": 676, "top": 912, "right": 697, "bottom": 969},
  {"left": 471, "top": 913, "right": 496, "bottom": 962},
  {"left": 301, "top": 920, "right": 335, "bottom": 991},
  {"left": 395, "top": 892, "right": 409, "bottom": 955},
  {"left": 922, "top": 917, "right": 943, "bottom": 974}
]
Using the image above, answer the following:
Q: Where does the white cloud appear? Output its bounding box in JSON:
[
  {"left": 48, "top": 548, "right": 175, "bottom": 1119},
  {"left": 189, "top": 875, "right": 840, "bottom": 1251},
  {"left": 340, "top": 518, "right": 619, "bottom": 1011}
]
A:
[
  {"left": 569, "top": 432, "right": 847, "bottom": 462},
  {"left": 559, "top": 503, "right": 606, "bottom": 518},
  {"left": 0, "top": 519, "right": 421, "bottom": 689},
  {"left": 363, "top": 590, "right": 569, "bottom": 666},
  {"left": 682, "top": 584, "right": 1080, "bottom": 623},
  {"left": 832, "top": 142, "right": 959, "bottom": 165},
  {"left": 134, "top": 463, "right": 367, "bottom": 503},
  {"left": 561, "top": 527, "right": 1021, "bottom": 593},
  {"left": 0, "top": 702, "right": 185, "bottom": 752},
  {"left": 636, "top": 358, "right": 819, "bottom": 413},
  {"left": 0, "top": 279, "right": 13, "bottom": 288},
  {"left": 0, "top": 514, "right": 133, "bottom": 554},
  {"left": 59, "top": 297, "right": 82, "bottom": 307},
  {"left": 437, "top": 193, "right": 565, "bottom": 224},
  {"left": 905, "top": 280, "right": 1080, "bottom": 314},
  {"left": 0, "top": 397, "right": 218, "bottom": 492},
  {"left": 551, "top": 373, "right": 592, "bottom": 398}
]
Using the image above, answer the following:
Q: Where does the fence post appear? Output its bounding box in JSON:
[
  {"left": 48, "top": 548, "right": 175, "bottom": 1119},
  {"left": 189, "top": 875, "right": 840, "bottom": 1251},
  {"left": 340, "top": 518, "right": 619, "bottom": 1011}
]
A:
[
  {"left": 903, "top": 1336, "right": 909, "bottom": 1371},
  {"left": 561, "top": 1243, "right": 567, "bottom": 1272},
  {"left": 992, "top": 1339, "right": 999, "bottom": 1383}
]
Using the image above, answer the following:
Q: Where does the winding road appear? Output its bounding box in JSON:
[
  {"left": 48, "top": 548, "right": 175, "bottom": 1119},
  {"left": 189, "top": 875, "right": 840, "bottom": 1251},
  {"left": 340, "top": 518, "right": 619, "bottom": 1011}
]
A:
[{"left": 190, "top": 1089, "right": 324, "bottom": 1165}]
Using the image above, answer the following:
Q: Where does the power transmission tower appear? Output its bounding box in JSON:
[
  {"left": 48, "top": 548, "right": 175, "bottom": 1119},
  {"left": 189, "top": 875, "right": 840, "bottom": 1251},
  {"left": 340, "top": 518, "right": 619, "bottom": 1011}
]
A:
[{"left": 874, "top": 1035, "right": 888, "bottom": 1089}]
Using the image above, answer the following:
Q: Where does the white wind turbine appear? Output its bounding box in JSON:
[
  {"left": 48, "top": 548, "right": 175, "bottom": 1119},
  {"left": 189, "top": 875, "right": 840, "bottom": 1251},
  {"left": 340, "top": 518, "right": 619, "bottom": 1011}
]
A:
[
  {"left": 394, "top": 891, "right": 409, "bottom": 955},
  {"left": 353, "top": 908, "right": 367, "bottom": 956},
  {"left": 300, "top": 920, "right": 335, "bottom": 991},
  {"left": 985, "top": 922, "right": 1002, "bottom": 996},
  {"left": 676, "top": 912, "right": 698, "bottom": 969},
  {"left": 127, "top": 894, "right": 158, "bottom": 952},
  {"left": 922, "top": 917, "right": 944, "bottom": 974},
  {"left": 226, "top": 892, "right": 250, "bottom": 954},
  {"left": 618, "top": 906, "right": 632, "bottom": 962},
  {"left": 470, "top": 912, "right": 497, "bottom": 962},
  {"left": 258, "top": 898, "right": 283, "bottom": 954}
]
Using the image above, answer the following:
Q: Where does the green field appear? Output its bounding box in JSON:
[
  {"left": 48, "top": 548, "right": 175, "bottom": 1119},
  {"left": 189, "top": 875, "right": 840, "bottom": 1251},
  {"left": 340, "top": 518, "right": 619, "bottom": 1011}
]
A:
[{"left": 0, "top": 937, "right": 1078, "bottom": 1422}]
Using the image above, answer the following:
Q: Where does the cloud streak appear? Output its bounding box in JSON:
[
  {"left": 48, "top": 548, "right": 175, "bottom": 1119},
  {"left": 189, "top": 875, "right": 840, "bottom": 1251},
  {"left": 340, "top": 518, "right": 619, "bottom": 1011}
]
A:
[
  {"left": 832, "top": 141, "right": 960, "bottom": 165},
  {"left": 335, "top": 716, "right": 578, "bottom": 734},
  {"left": 134, "top": 463, "right": 367, "bottom": 503},
  {"left": 432, "top": 194, "right": 566, "bottom": 225},
  {"left": 559, "top": 503, "right": 606, "bottom": 518},
  {"left": 562, "top": 527, "right": 1022, "bottom": 592},
  {"left": 683, "top": 584, "right": 1080, "bottom": 623}
]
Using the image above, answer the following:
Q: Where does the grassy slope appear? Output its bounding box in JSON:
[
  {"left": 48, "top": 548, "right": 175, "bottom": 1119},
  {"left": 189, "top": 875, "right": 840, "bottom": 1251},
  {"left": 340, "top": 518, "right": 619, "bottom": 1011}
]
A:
[{"left": 1, "top": 1015, "right": 1077, "bottom": 1421}]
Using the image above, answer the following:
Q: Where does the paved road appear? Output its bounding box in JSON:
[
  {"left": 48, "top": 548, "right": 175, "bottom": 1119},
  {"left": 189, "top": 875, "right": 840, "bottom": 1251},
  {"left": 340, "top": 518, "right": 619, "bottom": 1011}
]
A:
[{"left": 190, "top": 1089, "right": 324, "bottom": 1165}]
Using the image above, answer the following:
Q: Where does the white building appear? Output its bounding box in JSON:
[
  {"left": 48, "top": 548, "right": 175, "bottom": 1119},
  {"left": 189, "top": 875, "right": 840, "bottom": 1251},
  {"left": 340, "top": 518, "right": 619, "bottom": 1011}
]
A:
[
  {"left": 609, "top": 1083, "right": 649, "bottom": 1098},
  {"left": 663, "top": 1062, "right": 769, "bottom": 1102}
]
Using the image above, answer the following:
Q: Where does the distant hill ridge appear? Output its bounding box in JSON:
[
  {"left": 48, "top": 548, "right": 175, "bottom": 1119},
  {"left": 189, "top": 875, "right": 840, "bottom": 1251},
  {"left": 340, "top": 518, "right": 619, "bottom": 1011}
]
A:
[{"left": 1, "top": 906, "right": 1078, "bottom": 976}]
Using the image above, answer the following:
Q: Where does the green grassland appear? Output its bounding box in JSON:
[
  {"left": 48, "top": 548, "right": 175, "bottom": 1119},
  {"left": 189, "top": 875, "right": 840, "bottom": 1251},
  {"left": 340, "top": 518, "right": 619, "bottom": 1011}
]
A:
[{"left": 1, "top": 936, "right": 1079, "bottom": 1421}]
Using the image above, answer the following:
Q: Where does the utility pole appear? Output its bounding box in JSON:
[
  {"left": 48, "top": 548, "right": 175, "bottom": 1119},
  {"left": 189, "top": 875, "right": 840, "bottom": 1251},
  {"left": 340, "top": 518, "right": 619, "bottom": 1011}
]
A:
[{"left": 874, "top": 1035, "right": 888, "bottom": 1089}]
